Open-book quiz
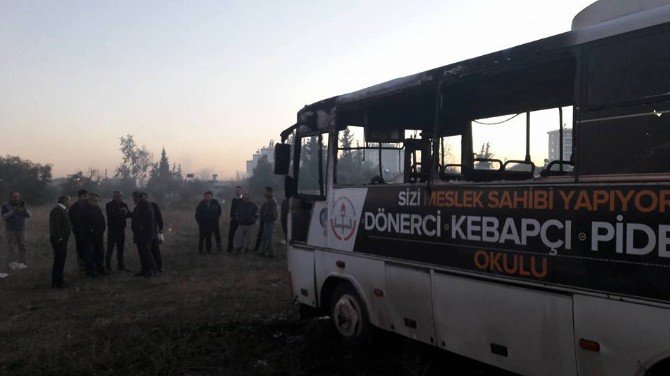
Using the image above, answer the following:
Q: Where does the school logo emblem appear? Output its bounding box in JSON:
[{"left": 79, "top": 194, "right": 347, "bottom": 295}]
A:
[{"left": 330, "top": 196, "right": 357, "bottom": 241}]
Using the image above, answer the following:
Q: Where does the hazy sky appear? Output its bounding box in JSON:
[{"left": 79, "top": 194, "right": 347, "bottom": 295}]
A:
[{"left": 0, "top": 0, "right": 594, "bottom": 178}]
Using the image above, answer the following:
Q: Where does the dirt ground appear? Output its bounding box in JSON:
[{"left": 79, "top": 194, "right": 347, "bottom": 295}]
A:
[{"left": 0, "top": 206, "right": 512, "bottom": 375}]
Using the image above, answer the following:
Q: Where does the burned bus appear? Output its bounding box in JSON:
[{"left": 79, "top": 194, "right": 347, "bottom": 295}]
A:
[{"left": 274, "top": 1, "right": 670, "bottom": 374}]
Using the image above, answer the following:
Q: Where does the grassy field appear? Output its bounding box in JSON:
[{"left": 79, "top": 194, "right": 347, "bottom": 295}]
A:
[{"left": 0, "top": 206, "right": 509, "bottom": 375}]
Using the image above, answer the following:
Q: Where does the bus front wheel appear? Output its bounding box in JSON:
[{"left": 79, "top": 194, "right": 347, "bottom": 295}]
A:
[{"left": 330, "top": 283, "right": 372, "bottom": 345}]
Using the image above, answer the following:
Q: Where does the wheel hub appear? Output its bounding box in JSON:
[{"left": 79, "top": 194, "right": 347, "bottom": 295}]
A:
[{"left": 333, "top": 294, "right": 361, "bottom": 338}]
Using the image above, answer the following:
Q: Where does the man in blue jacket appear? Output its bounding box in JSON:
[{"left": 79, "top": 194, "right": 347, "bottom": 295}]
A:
[{"left": 1, "top": 191, "right": 31, "bottom": 270}]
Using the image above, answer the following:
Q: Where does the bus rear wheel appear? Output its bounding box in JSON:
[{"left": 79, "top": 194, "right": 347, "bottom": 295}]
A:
[{"left": 330, "top": 283, "right": 372, "bottom": 345}]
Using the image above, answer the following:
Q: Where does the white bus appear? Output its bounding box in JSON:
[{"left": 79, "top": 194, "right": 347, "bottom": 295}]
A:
[{"left": 274, "top": 1, "right": 670, "bottom": 374}]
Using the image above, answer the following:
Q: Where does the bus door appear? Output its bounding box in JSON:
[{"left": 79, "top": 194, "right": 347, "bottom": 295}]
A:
[
  {"left": 285, "top": 132, "right": 329, "bottom": 307},
  {"left": 290, "top": 133, "right": 328, "bottom": 246}
]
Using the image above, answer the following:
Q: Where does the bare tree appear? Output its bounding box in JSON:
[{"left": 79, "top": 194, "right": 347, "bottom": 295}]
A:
[
  {"left": 475, "top": 142, "right": 494, "bottom": 170},
  {"left": 115, "top": 134, "right": 153, "bottom": 187}
]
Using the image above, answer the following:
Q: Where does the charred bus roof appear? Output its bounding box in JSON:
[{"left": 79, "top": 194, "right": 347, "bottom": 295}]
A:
[{"left": 291, "top": 0, "right": 670, "bottom": 138}]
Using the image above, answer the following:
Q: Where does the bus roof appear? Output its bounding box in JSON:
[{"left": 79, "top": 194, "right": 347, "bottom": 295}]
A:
[{"left": 295, "top": 0, "right": 670, "bottom": 131}]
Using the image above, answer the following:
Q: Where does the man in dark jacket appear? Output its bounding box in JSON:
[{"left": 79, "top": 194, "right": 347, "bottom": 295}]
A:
[
  {"left": 49, "top": 195, "right": 71, "bottom": 288},
  {"left": 227, "top": 186, "right": 243, "bottom": 252},
  {"left": 68, "top": 189, "right": 88, "bottom": 270},
  {"left": 258, "top": 187, "right": 278, "bottom": 258},
  {"left": 211, "top": 196, "right": 223, "bottom": 252},
  {"left": 105, "top": 191, "right": 131, "bottom": 272},
  {"left": 232, "top": 193, "right": 258, "bottom": 253},
  {"left": 150, "top": 198, "right": 164, "bottom": 273},
  {"left": 1, "top": 191, "right": 31, "bottom": 270},
  {"left": 195, "top": 191, "right": 222, "bottom": 253},
  {"left": 131, "top": 191, "right": 156, "bottom": 277},
  {"left": 81, "top": 193, "right": 106, "bottom": 276}
]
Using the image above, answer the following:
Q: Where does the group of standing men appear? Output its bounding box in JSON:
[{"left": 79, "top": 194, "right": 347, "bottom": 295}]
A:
[
  {"left": 2, "top": 185, "right": 279, "bottom": 287},
  {"left": 48, "top": 189, "right": 164, "bottom": 289},
  {"left": 195, "top": 186, "right": 278, "bottom": 258}
]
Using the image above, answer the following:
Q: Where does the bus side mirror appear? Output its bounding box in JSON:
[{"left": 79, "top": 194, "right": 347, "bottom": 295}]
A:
[{"left": 274, "top": 143, "right": 291, "bottom": 175}]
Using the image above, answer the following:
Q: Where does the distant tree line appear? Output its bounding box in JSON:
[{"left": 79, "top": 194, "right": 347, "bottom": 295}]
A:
[
  {"left": 1, "top": 132, "right": 296, "bottom": 208},
  {"left": 58, "top": 135, "right": 192, "bottom": 206},
  {"left": 336, "top": 128, "right": 378, "bottom": 185},
  {"left": 0, "top": 155, "right": 56, "bottom": 205}
]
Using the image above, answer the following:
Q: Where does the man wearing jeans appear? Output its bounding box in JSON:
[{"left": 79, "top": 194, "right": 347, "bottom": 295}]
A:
[
  {"left": 258, "top": 187, "right": 278, "bottom": 258},
  {"left": 1, "top": 191, "right": 31, "bottom": 270}
]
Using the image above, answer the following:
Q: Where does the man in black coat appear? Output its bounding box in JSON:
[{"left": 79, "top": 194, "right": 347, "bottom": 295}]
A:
[
  {"left": 150, "top": 198, "right": 164, "bottom": 273},
  {"left": 105, "top": 191, "right": 131, "bottom": 272},
  {"left": 68, "top": 189, "right": 88, "bottom": 270},
  {"left": 195, "top": 191, "right": 222, "bottom": 253},
  {"left": 81, "top": 193, "right": 107, "bottom": 277},
  {"left": 211, "top": 197, "right": 223, "bottom": 252},
  {"left": 49, "top": 195, "right": 71, "bottom": 288},
  {"left": 131, "top": 191, "right": 157, "bottom": 277},
  {"left": 227, "top": 186, "right": 242, "bottom": 252}
]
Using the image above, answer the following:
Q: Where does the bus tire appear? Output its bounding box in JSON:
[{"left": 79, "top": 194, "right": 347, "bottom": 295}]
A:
[
  {"left": 330, "top": 282, "right": 372, "bottom": 346},
  {"left": 646, "top": 358, "right": 670, "bottom": 376}
]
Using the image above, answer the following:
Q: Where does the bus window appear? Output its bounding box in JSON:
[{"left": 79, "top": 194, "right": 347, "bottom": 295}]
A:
[
  {"left": 297, "top": 134, "right": 328, "bottom": 196},
  {"left": 578, "top": 114, "right": 670, "bottom": 175},
  {"left": 585, "top": 28, "right": 670, "bottom": 108},
  {"left": 469, "top": 108, "right": 574, "bottom": 180},
  {"left": 439, "top": 135, "right": 463, "bottom": 180},
  {"left": 578, "top": 28, "right": 670, "bottom": 176},
  {"left": 403, "top": 134, "right": 432, "bottom": 183},
  {"left": 471, "top": 113, "right": 527, "bottom": 170},
  {"left": 336, "top": 126, "right": 404, "bottom": 185},
  {"left": 541, "top": 107, "right": 574, "bottom": 176}
]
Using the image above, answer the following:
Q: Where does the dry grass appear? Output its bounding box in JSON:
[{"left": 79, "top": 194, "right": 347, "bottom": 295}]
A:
[
  {"left": 0, "top": 206, "right": 509, "bottom": 376},
  {"left": 0, "top": 206, "right": 292, "bottom": 375}
]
